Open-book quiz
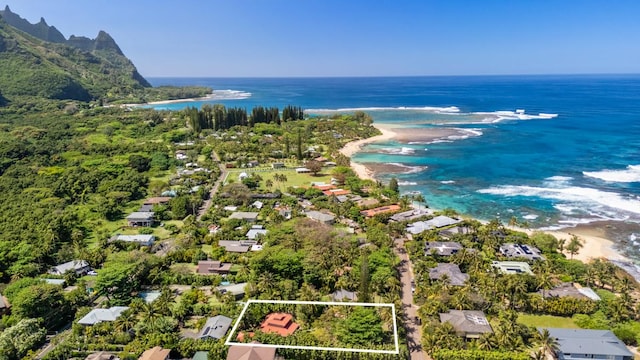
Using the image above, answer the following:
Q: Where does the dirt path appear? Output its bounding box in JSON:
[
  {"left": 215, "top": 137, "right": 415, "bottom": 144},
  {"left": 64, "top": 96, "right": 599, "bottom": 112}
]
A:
[{"left": 395, "top": 237, "right": 431, "bottom": 360}]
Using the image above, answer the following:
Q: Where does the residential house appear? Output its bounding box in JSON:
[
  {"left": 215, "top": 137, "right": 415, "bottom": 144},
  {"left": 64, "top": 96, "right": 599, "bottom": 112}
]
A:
[
  {"left": 0, "top": 293, "right": 10, "bottom": 315},
  {"left": 499, "top": 243, "right": 546, "bottom": 261},
  {"left": 425, "top": 241, "right": 463, "bottom": 257},
  {"left": 217, "top": 283, "right": 247, "bottom": 300},
  {"left": 229, "top": 211, "right": 259, "bottom": 222},
  {"left": 198, "top": 315, "right": 232, "bottom": 340},
  {"left": 439, "top": 226, "right": 470, "bottom": 238},
  {"left": 542, "top": 328, "right": 633, "bottom": 360},
  {"left": 44, "top": 279, "right": 66, "bottom": 286},
  {"left": 271, "top": 162, "right": 285, "bottom": 169},
  {"left": 429, "top": 263, "right": 469, "bottom": 286},
  {"left": 406, "top": 215, "right": 461, "bottom": 235},
  {"left": 331, "top": 289, "right": 357, "bottom": 301},
  {"left": 218, "top": 240, "right": 251, "bottom": 253},
  {"left": 226, "top": 343, "right": 276, "bottom": 360},
  {"left": 78, "top": 306, "right": 129, "bottom": 326},
  {"left": 360, "top": 204, "right": 401, "bottom": 218},
  {"left": 126, "top": 212, "right": 154, "bottom": 227},
  {"left": 305, "top": 210, "right": 335, "bottom": 225},
  {"left": 50, "top": 260, "right": 91, "bottom": 276},
  {"left": 260, "top": 313, "right": 299, "bottom": 336},
  {"left": 252, "top": 200, "right": 264, "bottom": 209},
  {"left": 111, "top": 234, "right": 156, "bottom": 246},
  {"left": 439, "top": 310, "right": 493, "bottom": 339},
  {"left": 389, "top": 208, "right": 433, "bottom": 222},
  {"left": 85, "top": 352, "right": 118, "bottom": 360},
  {"left": 491, "top": 261, "right": 533, "bottom": 275},
  {"left": 247, "top": 160, "right": 259, "bottom": 168},
  {"left": 295, "top": 167, "right": 310, "bottom": 173},
  {"left": 274, "top": 205, "right": 292, "bottom": 219},
  {"left": 246, "top": 225, "right": 268, "bottom": 240},
  {"left": 197, "top": 260, "right": 232, "bottom": 275},
  {"left": 355, "top": 198, "right": 379, "bottom": 208},
  {"left": 542, "top": 283, "right": 601, "bottom": 301},
  {"left": 323, "top": 189, "right": 351, "bottom": 196},
  {"left": 138, "top": 346, "right": 170, "bottom": 360}
]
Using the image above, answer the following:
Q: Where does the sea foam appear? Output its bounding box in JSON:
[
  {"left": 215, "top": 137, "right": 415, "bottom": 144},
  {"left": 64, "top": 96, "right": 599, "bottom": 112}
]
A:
[
  {"left": 209, "top": 89, "right": 252, "bottom": 100},
  {"left": 583, "top": 165, "right": 640, "bottom": 183},
  {"left": 304, "top": 106, "right": 461, "bottom": 113}
]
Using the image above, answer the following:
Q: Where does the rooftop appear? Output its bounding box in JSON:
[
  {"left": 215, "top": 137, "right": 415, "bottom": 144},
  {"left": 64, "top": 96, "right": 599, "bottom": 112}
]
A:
[
  {"left": 126, "top": 212, "right": 154, "bottom": 220},
  {"left": 440, "top": 310, "right": 493, "bottom": 337},
  {"left": 429, "top": 263, "right": 469, "bottom": 286},
  {"left": 389, "top": 208, "right": 434, "bottom": 222},
  {"left": 407, "top": 215, "right": 461, "bottom": 234},
  {"left": 260, "top": 313, "right": 299, "bottom": 337},
  {"left": 112, "top": 234, "right": 155, "bottom": 245},
  {"left": 544, "top": 328, "right": 633, "bottom": 358},
  {"left": 198, "top": 315, "right": 232, "bottom": 339},
  {"left": 218, "top": 240, "right": 251, "bottom": 253},
  {"left": 229, "top": 212, "right": 259, "bottom": 221},
  {"left": 197, "top": 260, "right": 232, "bottom": 274},
  {"left": 138, "top": 346, "right": 170, "bottom": 360},
  {"left": 226, "top": 343, "right": 276, "bottom": 360},
  {"left": 543, "top": 283, "right": 601, "bottom": 301},
  {"left": 246, "top": 228, "right": 268, "bottom": 240},
  {"left": 499, "top": 243, "right": 545, "bottom": 261},
  {"left": 491, "top": 261, "right": 533, "bottom": 275},
  {"left": 425, "top": 241, "right": 463, "bottom": 256},
  {"left": 360, "top": 204, "right": 401, "bottom": 217},
  {"left": 78, "top": 306, "right": 129, "bottom": 325},
  {"left": 306, "top": 210, "right": 336, "bottom": 223}
]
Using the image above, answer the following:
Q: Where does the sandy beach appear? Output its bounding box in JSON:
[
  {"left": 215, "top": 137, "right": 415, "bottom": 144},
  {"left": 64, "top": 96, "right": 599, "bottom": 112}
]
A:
[
  {"left": 119, "top": 93, "right": 217, "bottom": 108},
  {"left": 339, "top": 122, "right": 635, "bottom": 268}
]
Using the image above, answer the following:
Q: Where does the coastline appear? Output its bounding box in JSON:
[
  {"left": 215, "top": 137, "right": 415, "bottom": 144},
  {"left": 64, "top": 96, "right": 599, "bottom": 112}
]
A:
[
  {"left": 339, "top": 122, "right": 637, "bottom": 272},
  {"left": 339, "top": 123, "right": 397, "bottom": 181},
  {"left": 121, "top": 93, "right": 217, "bottom": 108}
]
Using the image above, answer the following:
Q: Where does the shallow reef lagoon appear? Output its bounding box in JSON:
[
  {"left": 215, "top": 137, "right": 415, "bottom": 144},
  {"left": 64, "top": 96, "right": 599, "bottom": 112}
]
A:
[{"left": 148, "top": 75, "right": 640, "bottom": 257}]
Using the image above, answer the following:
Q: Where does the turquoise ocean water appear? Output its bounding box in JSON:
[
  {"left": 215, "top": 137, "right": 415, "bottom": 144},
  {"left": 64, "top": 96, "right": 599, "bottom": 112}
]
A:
[{"left": 148, "top": 76, "right": 640, "bottom": 258}]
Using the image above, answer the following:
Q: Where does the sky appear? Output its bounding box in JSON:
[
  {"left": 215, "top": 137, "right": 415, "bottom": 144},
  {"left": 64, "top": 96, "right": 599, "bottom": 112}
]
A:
[{"left": 4, "top": 0, "right": 640, "bottom": 77}]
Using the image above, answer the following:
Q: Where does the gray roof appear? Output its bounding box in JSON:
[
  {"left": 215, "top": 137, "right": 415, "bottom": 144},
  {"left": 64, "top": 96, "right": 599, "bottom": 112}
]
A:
[
  {"left": 78, "top": 306, "right": 129, "bottom": 325},
  {"left": 331, "top": 289, "right": 358, "bottom": 301},
  {"left": 306, "top": 210, "right": 335, "bottom": 223},
  {"left": 491, "top": 261, "right": 533, "bottom": 275},
  {"left": 50, "top": 260, "right": 90, "bottom": 275},
  {"left": 198, "top": 315, "right": 232, "bottom": 339},
  {"left": 544, "top": 328, "right": 633, "bottom": 357},
  {"left": 217, "top": 283, "right": 247, "bottom": 297},
  {"left": 440, "top": 310, "right": 493, "bottom": 336},
  {"left": 543, "top": 283, "right": 601, "bottom": 301},
  {"left": 113, "top": 234, "right": 156, "bottom": 245},
  {"left": 425, "top": 241, "right": 463, "bottom": 256},
  {"left": 407, "top": 215, "right": 461, "bottom": 234},
  {"left": 390, "top": 209, "right": 433, "bottom": 222},
  {"left": 218, "top": 240, "right": 250, "bottom": 253},
  {"left": 139, "top": 204, "right": 154, "bottom": 212},
  {"left": 429, "top": 263, "right": 469, "bottom": 286},
  {"left": 126, "top": 212, "right": 154, "bottom": 221},
  {"left": 192, "top": 351, "right": 208, "bottom": 360},
  {"left": 499, "top": 243, "right": 545, "bottom": 261},
  {"left": 246, "top": 228, "right": 268, "bottom": 240},
  {"left": 229, "top": 212, "right": 259, "bottom": 221}
]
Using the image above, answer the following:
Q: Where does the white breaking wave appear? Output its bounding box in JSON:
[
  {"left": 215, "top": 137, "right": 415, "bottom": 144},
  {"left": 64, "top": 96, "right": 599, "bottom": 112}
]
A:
[
  {"left": 583, "top": 165, "right": 640, "bottom": 183},
  {"left": 522, "top": 214, "right": 539, "bottom": 220},
  {"left": 209, "top": 89, "right": 252, "bottom": 100},
  {"left": 545, "top": 176, "right": 574, "bottom": 182},
  {"left": 305, "top": 106, "right": 461, "bottom": 113},
  {"left": 440, "top": 180, "right": 456, "bottom": 184},
  {"left": 478, "top": 184, "right": 640, "bottom": 217},
  {"left": 387, "top": 163, "right": 428, "bottom": 174},
  {"left": 398, "top": 181, "right": 418, "bottom": 186},
  {"left": 378, "top": 147, "right": 416, "bottom": 155}
]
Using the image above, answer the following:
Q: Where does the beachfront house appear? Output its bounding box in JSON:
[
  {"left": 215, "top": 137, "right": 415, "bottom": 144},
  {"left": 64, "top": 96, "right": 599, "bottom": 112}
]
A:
[
  {"left": 499, "top": 243, "right": 546, "bottom": 261},
  {"left": 360, "top": 204, "right": 401, "bottom": 218},
  {"left": 440, "top": 310, "right": 493, "bottom": 339},
  {"left": 389, "top": 208, "right": 433, "bottom": 222},
  {"left": 406, "top": 215, "right": 461, "bottom": 235},
  {"left": 542, "top": 328, "right": 633, "bottom": 360},
  {"left": 542, "top": 283, "right": 601, "bottom": 301},
  {"left": 491, "top": 261, "right": 533, "bottom": 275}
]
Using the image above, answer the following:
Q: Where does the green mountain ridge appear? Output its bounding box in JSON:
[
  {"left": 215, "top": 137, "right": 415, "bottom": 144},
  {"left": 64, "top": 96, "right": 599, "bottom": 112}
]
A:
[{"left": 0, "top": 6, "right": 150, "bottom": 102}]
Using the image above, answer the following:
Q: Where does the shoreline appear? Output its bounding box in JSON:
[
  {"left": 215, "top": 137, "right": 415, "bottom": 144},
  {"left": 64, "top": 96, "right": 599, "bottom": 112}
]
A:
[
  {"left": 339, "top": 122, "right": 638, "bottom": 272},
  {"left": 121, "top": 93, "right": 217, "bottom": 108}
]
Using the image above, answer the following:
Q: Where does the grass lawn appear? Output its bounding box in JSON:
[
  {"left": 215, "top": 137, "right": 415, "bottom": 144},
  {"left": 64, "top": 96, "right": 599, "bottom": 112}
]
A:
[
  {"left": 517, "top": 314, "right": 579, "bottom": 329},
  {"left": 225, "top": 168, "right": 334, "bottom": 190},
  {"left": 170, "top": 263, "right": 197, "bottom": 274}
]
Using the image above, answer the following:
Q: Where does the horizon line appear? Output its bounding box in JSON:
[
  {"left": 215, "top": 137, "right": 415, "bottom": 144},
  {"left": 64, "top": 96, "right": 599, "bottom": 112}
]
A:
[{"left": 145, "top": 72, "right": 640, "bottom": 79}]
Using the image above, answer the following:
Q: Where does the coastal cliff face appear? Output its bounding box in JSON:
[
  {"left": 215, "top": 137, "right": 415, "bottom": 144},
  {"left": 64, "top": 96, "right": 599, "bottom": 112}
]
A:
[{"left": 0, "top": 6, "right": 150, "bottom": 101}]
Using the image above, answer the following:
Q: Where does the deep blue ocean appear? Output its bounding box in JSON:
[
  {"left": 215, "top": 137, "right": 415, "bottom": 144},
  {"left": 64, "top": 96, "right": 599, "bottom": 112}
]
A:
[{"left": 148, "top": 75, "right": 640, "bottom": 258}]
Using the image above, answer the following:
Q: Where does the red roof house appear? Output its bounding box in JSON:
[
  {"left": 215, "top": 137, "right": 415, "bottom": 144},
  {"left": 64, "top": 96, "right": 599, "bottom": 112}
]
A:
[{"left": 259, "top": 313, "right": 299, "bottom": 337}]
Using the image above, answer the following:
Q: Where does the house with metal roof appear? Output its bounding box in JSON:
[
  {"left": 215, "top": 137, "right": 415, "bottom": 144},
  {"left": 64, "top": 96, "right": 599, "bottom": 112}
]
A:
[
  {"left": 216, "top": 282, "right": 247, "bottom": 299},
  {"left": 440, "top": 310, "right": 493, "bottom": 339},
  {"left": 429, "top": 263, "right": 469, "bottom": 286},
  {"left": 491, "top": 261, "right": 533, "bottom": 275},
  {"left": 229, "top": 211, "right": 259, "bottom": 222},
  {"left": 499, "top": 243, "right": 545, "bottom": 261},
  {"left": 542, "top": 283, "right": 601, "bottom": 301},
  {"left": 197, "top": 260, "right": 232, "bottom": 275},
  {"left": 425, "top": 241, "right": 463, "bottom": 256},
  {"left": 389, "top": 208, "right": 433, "bottom": 222},
  {"left": 406, "top": 215, "right": 461, "bottom": 235},
  {"left": 49, "top": 260, "right": 91, "bottom": 276},
  {"left": 198, "top": 315, "right": 232, "bottom": 340},
  {"left": 331, "top": 289, "right": 358, "bottom": 301},
  {"left": 111, "top": 234, "right": 156, "bottom": 246},
  {"left": 78, "top": 306, "right": 129, "bottom": 325},
  {"left": 126, "top": 212, "right": 154, "bottom": 227},
  {"left": 246, "top": 225, "right": 268, "bottom": 240},
  {"left": 543, "top": 328, "right": 633, "bottom": 360},
  {"left": 305, "top": 210, "right": 335, "bottom": 225},
  {"left": 218, "top": 240, "right": 251, "bottom": 253}
]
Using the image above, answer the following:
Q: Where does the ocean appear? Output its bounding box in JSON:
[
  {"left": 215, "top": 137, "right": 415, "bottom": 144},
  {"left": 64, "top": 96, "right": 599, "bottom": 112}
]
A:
[{"left": 148, "top": 75, "right": 640, "bottom": 259}]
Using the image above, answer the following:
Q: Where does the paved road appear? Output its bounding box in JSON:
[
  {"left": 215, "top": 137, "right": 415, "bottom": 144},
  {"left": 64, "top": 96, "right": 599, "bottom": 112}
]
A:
[
  {"left": 196, "top": 151, "right": 227, "bottom": 221},
  {"left": 395, "top": 237, "right": 430, "bottom": 360}
]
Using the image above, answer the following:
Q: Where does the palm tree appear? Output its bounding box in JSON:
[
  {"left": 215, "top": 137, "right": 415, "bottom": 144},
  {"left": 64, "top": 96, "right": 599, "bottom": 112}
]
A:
[
  {"left": 114, "top": 309, "right": 137, "bottom": 333},
  {"left": 534, "top": 328, "right": 559, "bottom": 359},
  {"left": 566, "top": 234, "right": 584, "bottom": 259}
]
